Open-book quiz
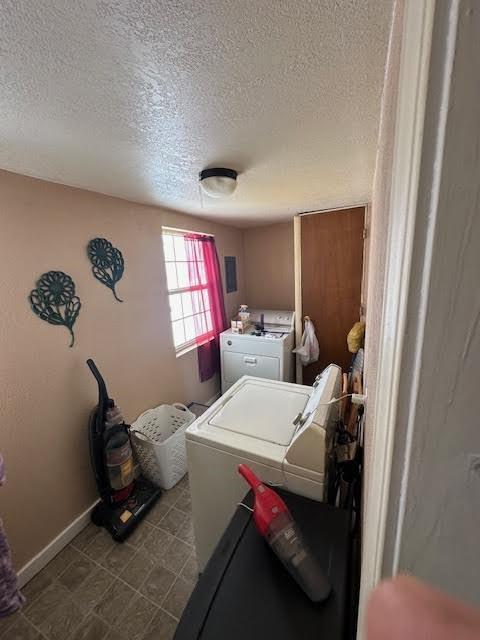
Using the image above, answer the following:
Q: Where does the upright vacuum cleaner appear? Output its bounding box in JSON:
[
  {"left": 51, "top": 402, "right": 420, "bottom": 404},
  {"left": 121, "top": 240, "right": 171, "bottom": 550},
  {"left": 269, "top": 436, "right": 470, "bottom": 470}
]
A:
[{"left": 87, "top": 359, "right": 161, "bottom": 541}]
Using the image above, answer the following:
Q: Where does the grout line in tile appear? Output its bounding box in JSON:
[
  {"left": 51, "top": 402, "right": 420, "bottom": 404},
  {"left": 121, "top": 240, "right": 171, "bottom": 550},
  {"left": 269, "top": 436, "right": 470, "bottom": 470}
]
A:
[
  {"left": 74, "top": 564, "right": 118, "bottom": 617},
  {"left": 18, "top": 612, "right": 51, "bottom": 640},
  {"left": 63, "top": 610, "right": 92, "bottom": 640},
  {"left": 114, "top": 591, "right": 158, "bottom": 639},
  {"left": 158, "top": 546, "right": 195, "bottom": 615},
  {"left": 26, "top": 572, "right": 102, "bottom": 640},
  {"left": 72, "top": 518, "right": 193, "bottom": 560},
  {"left": 73, "top": 542, "right": 180, "bottom": 623},
  {"left": 70, "top": 539, "right": 85, "bottom": 552},
  {"left": 25, "top": 484, "right": 191, "bottom": 637},
  {"left": 57, "top": 554, "right": 97, "bottom": 597},
  {"left": 131, "top": 543, "right": 185, "bottom": 615},
  {"left": 160, "top": 548, "right": 193, "bottom": 608},
  {"left": 160, "top": 577, "right": 177, "bottom": 611},
  {"left": 146, "top": 519, "right": 194, "bottom": 549},
  {"left": 178, "top": 547, "right": 195, "bottom": 577}
]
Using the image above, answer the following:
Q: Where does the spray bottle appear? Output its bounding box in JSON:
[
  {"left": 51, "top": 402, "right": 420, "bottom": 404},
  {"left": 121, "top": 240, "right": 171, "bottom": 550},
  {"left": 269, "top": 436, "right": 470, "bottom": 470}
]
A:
[{"left": 238, "top": 464, "right": 331, "bottom": 602}]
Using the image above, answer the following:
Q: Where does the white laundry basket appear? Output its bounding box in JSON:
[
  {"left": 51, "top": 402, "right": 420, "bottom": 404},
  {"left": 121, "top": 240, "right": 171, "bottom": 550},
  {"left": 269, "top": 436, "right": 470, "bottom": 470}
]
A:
[{"left": 130, "top": 403, "right": 196, "bottom": 490}]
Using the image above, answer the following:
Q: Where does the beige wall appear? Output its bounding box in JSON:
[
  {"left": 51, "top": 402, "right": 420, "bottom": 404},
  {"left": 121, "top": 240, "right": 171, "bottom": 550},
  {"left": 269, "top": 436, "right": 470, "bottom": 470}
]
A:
[
  {"left": 243, "top": 222, "right": 295, "bottom": 310},
  {"left": 0, "top": 170, "right": 245, "bottom": 569}
]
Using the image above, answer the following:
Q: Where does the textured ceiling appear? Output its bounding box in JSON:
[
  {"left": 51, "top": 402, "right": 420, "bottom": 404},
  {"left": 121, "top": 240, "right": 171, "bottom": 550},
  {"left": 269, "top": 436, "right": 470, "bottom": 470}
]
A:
[{"left": 0, "top": 1, "right": 392, "bottom": 227}]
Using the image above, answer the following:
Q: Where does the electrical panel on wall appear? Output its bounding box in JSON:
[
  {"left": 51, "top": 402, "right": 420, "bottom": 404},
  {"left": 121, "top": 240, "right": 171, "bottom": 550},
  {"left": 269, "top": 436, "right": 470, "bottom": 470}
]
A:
[{"left": 225, "top": 256, "right": 237, "bottom": 293}]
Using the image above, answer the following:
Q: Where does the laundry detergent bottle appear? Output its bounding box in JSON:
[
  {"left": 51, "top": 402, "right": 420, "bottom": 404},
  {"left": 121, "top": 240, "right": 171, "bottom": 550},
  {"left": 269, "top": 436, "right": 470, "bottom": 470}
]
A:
[{"left": 238, "top": 464, "right": 331, "bottom": 602}]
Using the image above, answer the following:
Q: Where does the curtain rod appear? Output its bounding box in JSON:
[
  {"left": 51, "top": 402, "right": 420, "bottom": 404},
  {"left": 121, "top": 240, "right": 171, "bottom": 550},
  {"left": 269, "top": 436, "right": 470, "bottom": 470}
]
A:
[{"left": 162, "top": 225, "right": 214, "bottom": 237}]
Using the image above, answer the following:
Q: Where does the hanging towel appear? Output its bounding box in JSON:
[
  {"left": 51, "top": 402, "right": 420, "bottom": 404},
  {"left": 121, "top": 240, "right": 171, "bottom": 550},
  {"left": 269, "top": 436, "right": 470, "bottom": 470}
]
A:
[
  {"left": 293, "top": 318, "right": 320, "bottom": 366},
  {"left": 0, "top": 455, "right": 25, "bottom": 618}
]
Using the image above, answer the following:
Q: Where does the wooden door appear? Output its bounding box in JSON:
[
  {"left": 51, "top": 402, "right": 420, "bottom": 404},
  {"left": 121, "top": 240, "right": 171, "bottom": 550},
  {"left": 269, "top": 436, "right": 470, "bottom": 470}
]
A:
[{"left": 300, "top": 207, "right": 365, "bottom": 384}]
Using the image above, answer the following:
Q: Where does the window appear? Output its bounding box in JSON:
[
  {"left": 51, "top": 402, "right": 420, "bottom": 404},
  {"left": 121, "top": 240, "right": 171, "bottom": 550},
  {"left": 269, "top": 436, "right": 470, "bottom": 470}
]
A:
[{"left": 162, "top": 229, "right": 214, "bottom": 352}]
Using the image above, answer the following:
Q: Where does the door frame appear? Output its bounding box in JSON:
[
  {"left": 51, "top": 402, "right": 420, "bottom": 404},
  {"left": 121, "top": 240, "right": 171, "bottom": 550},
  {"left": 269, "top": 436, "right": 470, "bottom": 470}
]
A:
[
  {"left": 293, "top": 204, "right": 368, "bottom": 384},
  {"left": 293, "top": 1, "right": 437, "bottom": 635},
  {"left": 293, "top": 214, "right": 303, "bottom": 383},
  {"left": 357, "top": 0, "right": 436, "bottom": 636}
]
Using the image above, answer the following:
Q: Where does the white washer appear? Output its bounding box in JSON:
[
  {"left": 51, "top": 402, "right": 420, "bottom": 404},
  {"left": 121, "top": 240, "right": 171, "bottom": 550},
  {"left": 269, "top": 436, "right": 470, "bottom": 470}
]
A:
[
  {"left": 220, "top": 309, "right": 295, "bottom": 393},
  {"left": 186, "top": 364, "right": 342, "bottom": 569}
]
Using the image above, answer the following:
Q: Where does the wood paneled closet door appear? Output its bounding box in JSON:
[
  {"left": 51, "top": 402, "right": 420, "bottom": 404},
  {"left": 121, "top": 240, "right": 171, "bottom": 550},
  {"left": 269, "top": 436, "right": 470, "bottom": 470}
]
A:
[{"left": 300, "top": 207, "right": 365, "bottom": 385}]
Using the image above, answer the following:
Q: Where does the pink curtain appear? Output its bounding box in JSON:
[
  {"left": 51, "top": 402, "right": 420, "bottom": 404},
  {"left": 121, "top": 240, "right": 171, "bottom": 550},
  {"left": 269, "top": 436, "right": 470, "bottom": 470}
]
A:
[{"left": 185, "top": 234, "right": 228, "bottom": 382}]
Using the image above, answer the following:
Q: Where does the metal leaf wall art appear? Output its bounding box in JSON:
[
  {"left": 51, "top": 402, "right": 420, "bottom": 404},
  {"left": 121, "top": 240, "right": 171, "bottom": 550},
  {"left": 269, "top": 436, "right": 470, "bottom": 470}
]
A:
[
  {"left": 87, "top": 238, "right": 124, "bottom": 302},
  {"left": 29, "top": 271, "right": 81, "bottom": 347}
]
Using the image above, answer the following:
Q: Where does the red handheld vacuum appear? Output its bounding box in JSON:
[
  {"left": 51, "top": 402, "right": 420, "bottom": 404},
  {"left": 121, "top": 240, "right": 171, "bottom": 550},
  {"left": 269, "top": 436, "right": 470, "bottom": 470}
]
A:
[{"left": 238, "top": 464, "right": 331, "bottom": 602}]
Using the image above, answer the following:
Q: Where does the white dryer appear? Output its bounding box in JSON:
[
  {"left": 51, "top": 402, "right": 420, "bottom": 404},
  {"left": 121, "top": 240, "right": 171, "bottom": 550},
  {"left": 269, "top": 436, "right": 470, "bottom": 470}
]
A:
[
  {"left": 186, "top": 364, "right": 342, "bottom": 569},
  {"left": 220, "top": 309, "right": 295, "bottom": 393}
]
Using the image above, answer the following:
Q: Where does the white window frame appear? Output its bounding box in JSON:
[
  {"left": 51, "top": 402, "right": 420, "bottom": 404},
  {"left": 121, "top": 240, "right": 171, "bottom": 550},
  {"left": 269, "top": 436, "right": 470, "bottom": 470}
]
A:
[{"left": 162, "top": 227, "right": 214, "bottom": 356}]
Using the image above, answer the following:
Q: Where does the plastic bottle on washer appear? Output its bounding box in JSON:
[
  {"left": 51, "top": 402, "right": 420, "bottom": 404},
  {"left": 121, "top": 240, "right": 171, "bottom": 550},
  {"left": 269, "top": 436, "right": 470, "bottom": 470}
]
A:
[{"left": 238, "top": 304, "right": 250, "bottom": 322}]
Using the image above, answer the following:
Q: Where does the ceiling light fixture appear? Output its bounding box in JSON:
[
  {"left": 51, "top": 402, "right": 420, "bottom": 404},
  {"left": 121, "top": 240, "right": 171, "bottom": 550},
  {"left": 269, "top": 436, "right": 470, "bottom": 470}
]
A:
[{"left": 199, "top": 168, "right": 238, "bottom": 198}]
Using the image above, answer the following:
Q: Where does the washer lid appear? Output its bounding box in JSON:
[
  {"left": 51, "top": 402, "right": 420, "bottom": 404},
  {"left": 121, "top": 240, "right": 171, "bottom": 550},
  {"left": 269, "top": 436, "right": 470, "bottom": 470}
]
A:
[{"left": 208, "top": 378, "right": 310, "bottom": 445}]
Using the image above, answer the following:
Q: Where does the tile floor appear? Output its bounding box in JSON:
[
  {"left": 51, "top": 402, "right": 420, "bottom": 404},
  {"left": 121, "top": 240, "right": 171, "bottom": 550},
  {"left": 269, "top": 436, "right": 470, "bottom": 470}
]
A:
[{"left": 0, "top": 475, "right": 197, "bottom": 640}]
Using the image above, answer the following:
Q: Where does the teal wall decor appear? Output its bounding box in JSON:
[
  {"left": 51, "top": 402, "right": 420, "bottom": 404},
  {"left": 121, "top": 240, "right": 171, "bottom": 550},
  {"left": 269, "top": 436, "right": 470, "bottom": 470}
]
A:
[
  {"left": 87, "top": 238, "right": 124, "bottom": 302},
  {"left": 29, "top": 271, "right": 81, "bottom": 347}
]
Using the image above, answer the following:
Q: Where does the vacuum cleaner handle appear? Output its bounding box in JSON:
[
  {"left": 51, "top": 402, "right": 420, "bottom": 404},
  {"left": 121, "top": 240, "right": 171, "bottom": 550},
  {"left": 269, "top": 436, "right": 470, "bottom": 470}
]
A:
[
  {"left": 86, "top": 359, "right": 111, "bottom": 430},
  {"left": 87, "top": 359, "right": 108, "bottom": 398},
  {"left": 238, "top": 463, "right": 263, "bottom": 491}
]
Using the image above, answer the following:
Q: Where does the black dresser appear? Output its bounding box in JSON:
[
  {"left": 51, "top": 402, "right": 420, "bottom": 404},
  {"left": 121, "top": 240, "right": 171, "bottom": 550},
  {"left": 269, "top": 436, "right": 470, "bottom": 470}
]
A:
[{"left": 175, "top": 488, "right": 352, "bottom": 640}]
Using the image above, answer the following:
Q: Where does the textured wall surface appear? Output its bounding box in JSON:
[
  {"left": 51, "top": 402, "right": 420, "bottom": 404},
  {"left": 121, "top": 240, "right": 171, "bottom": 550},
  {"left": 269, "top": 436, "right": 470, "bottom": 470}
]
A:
[
  {"left": 0, "top": 0, "right": 392, "bottom": 226},
  {"left": 243, "top": 222, "right": 295, "bottom": 310},
  {"left": 383, "top": 0, "right": 480, "bottom": 605},
  {"left": 0, "top": 169, "right": 244, "bottom": 569}
]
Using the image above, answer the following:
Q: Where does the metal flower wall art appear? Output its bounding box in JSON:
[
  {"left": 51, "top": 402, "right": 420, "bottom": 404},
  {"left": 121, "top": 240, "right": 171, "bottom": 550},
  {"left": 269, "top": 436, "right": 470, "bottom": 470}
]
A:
[
  {"left": 29, "top": 271, "right": 81, "bottom": 347},
  {"left": 87, "top": 238, "right": 125, "bottom": 302}
]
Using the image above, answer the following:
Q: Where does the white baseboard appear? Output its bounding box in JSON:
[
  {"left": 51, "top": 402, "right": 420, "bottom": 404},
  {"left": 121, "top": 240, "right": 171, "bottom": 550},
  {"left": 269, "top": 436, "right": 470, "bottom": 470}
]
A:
[
  {"left": 17, "top": 499, "right": 99, "bottom": 588},
  {"left": 17, "top": 389, "right": 218, "bottom": 588}
]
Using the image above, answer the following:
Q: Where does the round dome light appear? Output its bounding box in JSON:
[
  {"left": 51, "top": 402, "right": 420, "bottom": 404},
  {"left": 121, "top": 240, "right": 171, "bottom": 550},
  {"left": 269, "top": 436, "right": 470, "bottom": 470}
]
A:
[{"left": 199, "top": 168, "right": 237, "bottom": 198}]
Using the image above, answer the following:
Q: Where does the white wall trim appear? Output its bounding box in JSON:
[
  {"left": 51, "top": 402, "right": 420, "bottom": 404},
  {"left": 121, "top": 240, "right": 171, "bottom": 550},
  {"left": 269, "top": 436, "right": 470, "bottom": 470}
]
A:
[
  {"left": 17, "top": 499, "right": 99, "bottom": 588},
  {"left": 293, "top": 215, "right": 303, "bottom": 384},
  {"left": 392, "top": 0, "right": 460, "bottom": 574},
  {"left": 360, "top": 203, "right": 371, "bottom": 319},
  {"left": 297, "top": 202, "right": 369, "bottom": 217},
  {"left": 357, "top": 0, "right": 435, "bottom": 636}
]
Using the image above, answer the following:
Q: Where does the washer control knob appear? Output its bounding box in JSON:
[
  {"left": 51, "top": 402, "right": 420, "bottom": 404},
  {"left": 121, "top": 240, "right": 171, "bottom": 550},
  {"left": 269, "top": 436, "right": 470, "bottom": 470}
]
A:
[{"left": 227, "top": 340, "right": 232, "bottom": 346}]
